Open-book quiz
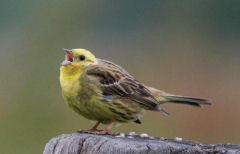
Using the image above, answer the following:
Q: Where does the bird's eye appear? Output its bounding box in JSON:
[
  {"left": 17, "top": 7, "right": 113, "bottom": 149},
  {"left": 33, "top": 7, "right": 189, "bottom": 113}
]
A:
[{"left": 79, "top": 55, "right": 86, "bottom": 61}]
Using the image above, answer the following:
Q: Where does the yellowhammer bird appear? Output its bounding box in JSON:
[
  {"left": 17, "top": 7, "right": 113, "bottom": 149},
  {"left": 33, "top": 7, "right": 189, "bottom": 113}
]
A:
[{"left": 60, "top": 48, "right": 211, "bottom": 134}]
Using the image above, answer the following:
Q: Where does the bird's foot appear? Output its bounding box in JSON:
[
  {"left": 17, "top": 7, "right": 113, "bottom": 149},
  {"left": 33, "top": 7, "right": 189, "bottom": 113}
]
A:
[
  {"left": 77, "top": 129, "right": 103, "bottom": 134},
  {"left": 77, "top": 122, "right": 116, "bottom": 135},
  {"left": 95, "top": 130, "right": 119, "bottom": 136},
  {"left": 77, "top": 129, "right": 118, "bottom": 136}
]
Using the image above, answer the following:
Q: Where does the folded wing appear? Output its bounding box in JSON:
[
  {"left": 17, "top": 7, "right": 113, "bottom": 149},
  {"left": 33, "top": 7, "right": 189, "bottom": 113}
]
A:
[{"left": 85, "top": 59, "right": 168, "bottom": 114}]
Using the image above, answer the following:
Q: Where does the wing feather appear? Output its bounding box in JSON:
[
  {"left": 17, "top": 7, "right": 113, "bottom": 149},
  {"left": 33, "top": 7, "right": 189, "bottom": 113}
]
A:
[{"left": 85, "top": 59, "right": 167, "bottom": 114}]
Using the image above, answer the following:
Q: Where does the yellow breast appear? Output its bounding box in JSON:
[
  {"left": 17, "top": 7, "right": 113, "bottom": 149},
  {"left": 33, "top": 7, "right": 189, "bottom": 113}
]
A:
[{"left": 60, "top": 66, "right": 82, "bottom": 99}]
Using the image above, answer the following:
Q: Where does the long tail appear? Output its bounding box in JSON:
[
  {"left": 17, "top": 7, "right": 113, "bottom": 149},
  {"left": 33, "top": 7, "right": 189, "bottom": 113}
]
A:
[
  {"left": 161, "top": 95, "right": 211, "bottom": 107},
  {"left": 147, "top": 86, "right": 211, "bottom": 107}
]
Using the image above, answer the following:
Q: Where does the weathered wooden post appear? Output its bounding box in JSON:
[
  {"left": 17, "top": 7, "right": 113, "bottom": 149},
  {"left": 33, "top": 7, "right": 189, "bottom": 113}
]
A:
[{"left": 44, "top": 133, "right": 240, "bottom": 154}]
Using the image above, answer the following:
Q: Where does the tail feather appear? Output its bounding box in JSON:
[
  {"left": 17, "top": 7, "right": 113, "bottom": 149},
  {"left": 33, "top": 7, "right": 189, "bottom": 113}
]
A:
[
  {"left": 163, "top": 95, "right": 211, "bottom": 107},
  {"left": 146, "top": 86, "right": 211, "bottom": 107}
]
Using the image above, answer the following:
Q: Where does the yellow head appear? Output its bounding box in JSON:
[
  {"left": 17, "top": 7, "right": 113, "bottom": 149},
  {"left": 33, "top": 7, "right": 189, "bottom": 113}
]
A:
[
  {"left": 60, "top": 48, "right": 97, "bottom": 75},
  {"left": 61, "top": 48, "right": 96, "bottom": 67}
]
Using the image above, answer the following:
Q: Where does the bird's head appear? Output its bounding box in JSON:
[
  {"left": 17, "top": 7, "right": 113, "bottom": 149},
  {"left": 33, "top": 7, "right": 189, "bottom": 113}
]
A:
[
  {"left": 60, "top": 48, "right": 97, "bottom": 77},
  {"left": 61, "top": 48, "right": 96, "bottom": 69}
]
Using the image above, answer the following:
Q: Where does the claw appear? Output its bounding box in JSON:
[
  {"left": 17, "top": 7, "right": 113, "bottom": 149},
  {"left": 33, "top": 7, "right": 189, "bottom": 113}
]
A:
[
  {"left": 77, "top": 121, "right": 116, "bottom": 136},
  {"left": 97, "top": 130, "right": 117, "bottom": 136},
  {"left": 77, "top": 129, "right": 103, "bottom": 134}
]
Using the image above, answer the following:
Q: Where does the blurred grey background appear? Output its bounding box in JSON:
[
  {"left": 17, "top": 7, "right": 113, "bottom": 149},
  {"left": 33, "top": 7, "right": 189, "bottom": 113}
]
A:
[{"left": 0, "top": 0, "right": 239, "bottom": 153}]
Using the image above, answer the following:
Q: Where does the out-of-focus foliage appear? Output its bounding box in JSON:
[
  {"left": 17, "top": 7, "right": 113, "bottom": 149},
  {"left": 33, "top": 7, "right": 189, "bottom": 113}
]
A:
[{"left": 0, "top": 1, "right": 239, "bottom": 153}]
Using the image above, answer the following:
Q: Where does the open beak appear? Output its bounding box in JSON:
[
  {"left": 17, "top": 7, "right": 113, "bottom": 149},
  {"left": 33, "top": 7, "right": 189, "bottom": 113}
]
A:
[{"left": 61, "top": 48, "right": 73, "bottom": 66}]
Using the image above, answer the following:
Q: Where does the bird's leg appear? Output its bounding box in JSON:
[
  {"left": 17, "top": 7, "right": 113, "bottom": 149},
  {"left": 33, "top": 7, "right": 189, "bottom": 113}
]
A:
[
  {"left": 98, "top": 122, "right": 115, "bottom": 135},
  {"left": 89, "top": 121, "right": 101, "bottom": 131},
  {"left": 78, "top": 121, "right": 101, "bottom": 133},
  {"left": 105, "top": 122, "right": 115, "bottom": 132}
]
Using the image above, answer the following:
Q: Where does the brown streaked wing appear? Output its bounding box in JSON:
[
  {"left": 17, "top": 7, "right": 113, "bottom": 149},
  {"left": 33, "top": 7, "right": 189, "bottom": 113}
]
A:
[{"left": 85, "top": 59, "right": 168, "bottom": 114}]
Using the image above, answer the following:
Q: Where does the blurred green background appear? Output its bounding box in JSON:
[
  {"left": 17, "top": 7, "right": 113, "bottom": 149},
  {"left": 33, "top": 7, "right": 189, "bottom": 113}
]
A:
[{"left": 0, "top": 0, "right": 240, "bottom": 153}]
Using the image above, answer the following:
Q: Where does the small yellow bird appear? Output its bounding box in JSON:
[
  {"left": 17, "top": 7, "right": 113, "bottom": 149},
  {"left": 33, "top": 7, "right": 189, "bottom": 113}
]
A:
[{"left": 60, "top": 48, "right": 211, "bottom": 134}]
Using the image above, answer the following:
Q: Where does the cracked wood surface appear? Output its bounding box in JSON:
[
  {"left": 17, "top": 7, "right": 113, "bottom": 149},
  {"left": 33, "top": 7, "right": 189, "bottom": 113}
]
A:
[{"left": 44, "top": 133, "right": 240, "bottom": 154}]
